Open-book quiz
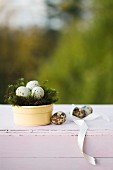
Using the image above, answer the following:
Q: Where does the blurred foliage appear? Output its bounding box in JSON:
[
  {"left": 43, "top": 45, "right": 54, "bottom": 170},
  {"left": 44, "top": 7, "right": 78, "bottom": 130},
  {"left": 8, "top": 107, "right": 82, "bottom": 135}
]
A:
[
  {"left": 0, "top": 0, "right": 81, "bottom": 103},
  {"left": 0, "top": 26, "right": 59, "bottom": 103},
  {"left": 45, "top": 0, "right": 84, "bottom": 30},
  {"left": 1, "top": 0, "right": 113, "bottom": 104},
  {"left": 45, "top": 0, "right": 82, "bottom": 21},
  {"left": 39, "top": 0, "right": 113, "bottom": 104}
]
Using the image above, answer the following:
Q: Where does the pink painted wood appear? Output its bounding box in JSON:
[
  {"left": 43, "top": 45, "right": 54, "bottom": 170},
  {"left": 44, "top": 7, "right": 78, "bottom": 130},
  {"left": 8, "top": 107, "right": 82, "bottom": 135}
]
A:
[
  {"left": 0, "top": 135, "right": 113, "bottom": 158},
  {"left": 0, "top": 158, "right": 113, "bottom": 170},
  {"left": 0, "top": 104, "right": 113, "bottom": 170}
]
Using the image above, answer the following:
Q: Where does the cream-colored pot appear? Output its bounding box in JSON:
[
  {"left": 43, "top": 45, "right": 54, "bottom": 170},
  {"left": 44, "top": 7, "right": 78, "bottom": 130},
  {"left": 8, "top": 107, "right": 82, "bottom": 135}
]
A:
[{"left": 12, "top": 104, "right": 53, "bottom": 126}]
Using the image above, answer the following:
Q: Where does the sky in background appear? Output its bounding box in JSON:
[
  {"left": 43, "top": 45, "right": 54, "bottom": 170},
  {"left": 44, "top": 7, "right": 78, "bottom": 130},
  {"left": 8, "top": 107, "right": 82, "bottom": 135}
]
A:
[{"left": 0, "top": 0, "right": 47, "bottom": 28}]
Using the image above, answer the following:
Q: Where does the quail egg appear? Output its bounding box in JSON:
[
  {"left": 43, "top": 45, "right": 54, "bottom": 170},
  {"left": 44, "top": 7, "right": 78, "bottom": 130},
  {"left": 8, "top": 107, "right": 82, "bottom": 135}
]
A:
[
  {"left": 16, "top": 86, "right": 31, "bottom": 97},
  {"left": 32, "top": 86, "right": 44, "bottom": 99},
  {"left": 51, "top": 111, "right": 66, "bottom": 125},
  {"left": 82, "top": 105, "right": 93, "bottom": 116},
  {"left": 26, "top": 80, "right": 39, "bottom": 90}
]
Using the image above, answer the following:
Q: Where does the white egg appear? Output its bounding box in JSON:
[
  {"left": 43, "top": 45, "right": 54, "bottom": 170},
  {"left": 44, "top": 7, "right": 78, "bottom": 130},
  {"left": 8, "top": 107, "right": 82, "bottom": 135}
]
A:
[
  {"left": 32, "top": 86, "right": 44, "bottom": 99},
  {"left": 26, "top": 80, "right": 39, "bottom": 90},
  {"left": 16, "top": 86, "right": 31, "bottom": 97},
  {"left": 82, "top": 105, "right": 93, "bottom": 116}
]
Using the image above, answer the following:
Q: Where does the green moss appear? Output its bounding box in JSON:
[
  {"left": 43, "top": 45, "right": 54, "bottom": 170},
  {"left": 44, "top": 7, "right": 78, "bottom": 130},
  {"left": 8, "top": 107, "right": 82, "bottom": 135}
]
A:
[{"left": 5, "top": 78, "right": 58, "bottom": 106}]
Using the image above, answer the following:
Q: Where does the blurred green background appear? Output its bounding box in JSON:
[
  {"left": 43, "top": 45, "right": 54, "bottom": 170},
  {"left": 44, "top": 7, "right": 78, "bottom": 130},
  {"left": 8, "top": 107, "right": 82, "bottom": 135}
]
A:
[{"left": 0, "top": 0, "right": 113, "bottom": 104}]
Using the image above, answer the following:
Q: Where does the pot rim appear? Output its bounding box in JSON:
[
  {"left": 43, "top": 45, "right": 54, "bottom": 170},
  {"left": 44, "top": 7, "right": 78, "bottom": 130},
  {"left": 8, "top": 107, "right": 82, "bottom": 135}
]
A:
[{"left": 12, "top": 104, "right": 53, "bottom": 109}]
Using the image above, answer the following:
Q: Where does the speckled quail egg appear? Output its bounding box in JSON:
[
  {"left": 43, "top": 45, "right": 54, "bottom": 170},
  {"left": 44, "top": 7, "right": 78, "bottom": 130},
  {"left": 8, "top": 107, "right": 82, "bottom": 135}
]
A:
[
  {"left": 32, "top": 86, "right": 44, "bottom": 99},
  {"left": 82, "top": 105, "right": 93, "bottom": 116},
  {"left": 51, "top": 111, "right": 66, "bottom": 125},
  {"left": 72, "top": 107, "right": 86, "bottom": 119},
  {"left": 16, "top": 86, "right": 31, "bottom": 97},
  {"left": 26, "top": 80, "right": 39, "bottom": 90}
]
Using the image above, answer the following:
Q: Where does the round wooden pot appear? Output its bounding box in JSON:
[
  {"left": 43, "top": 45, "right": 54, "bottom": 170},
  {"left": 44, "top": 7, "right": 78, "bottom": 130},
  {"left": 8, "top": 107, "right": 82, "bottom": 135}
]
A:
[{"left": 12, "top": 104, "right": 53, "bottom": 126}]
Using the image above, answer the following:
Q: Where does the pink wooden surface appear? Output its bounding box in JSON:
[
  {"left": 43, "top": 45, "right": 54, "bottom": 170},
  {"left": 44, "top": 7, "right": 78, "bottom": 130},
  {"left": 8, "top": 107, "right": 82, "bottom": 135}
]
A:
[
  {"left": 0, "top": 158, "right": 113, "bottom": 170},
  {"left": 0, "top": 104, "right": 113, "bottom": 170},
  {"left": 0, "top": 135, "right": 113, "bottom": 158}
]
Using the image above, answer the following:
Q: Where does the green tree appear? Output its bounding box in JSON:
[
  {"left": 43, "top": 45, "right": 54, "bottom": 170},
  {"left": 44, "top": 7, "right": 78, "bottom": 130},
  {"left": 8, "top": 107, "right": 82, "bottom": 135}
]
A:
[
  {"left": 45, "top": 0, "right": 83, "bottom": 29},
  {"left": 39, "top": 0, "right": 113, "bottom": 104}
]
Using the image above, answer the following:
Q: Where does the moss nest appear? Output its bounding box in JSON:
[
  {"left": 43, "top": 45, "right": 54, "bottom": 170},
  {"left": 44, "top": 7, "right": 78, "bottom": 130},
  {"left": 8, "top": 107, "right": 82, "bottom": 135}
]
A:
[{"left": 5, "top": 78, "right": 58, "bottom": 106}]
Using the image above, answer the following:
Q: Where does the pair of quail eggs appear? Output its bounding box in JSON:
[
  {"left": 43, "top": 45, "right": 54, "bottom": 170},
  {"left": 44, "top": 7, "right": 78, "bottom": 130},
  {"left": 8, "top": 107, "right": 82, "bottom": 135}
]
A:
[
  {"left": 16, "top": 80, "right": 44, "bottom": 99},
  {"left": 72, "top": 105, "right": 93, "bottom": 119}
]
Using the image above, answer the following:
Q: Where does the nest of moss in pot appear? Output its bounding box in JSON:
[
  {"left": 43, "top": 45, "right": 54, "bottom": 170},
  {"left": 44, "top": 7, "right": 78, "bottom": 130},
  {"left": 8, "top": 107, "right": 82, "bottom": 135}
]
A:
[
  {"left": 5, "top": 78, "right": 58, "bottom": 126},
  {"left": 5, "top": 78, "right": 58, "bottom": 106}
]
